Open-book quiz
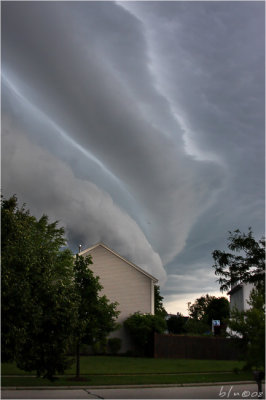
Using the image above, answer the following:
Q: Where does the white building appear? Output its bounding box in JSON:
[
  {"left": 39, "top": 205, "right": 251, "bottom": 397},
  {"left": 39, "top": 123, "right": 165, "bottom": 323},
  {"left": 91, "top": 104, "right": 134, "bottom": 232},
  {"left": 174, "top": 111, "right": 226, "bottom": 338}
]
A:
[
  {"left": 228, "top": 282, "right": 254, "bottom": 312},
  {"left": 79, "top": 242, "right": 158, "bottom": 353}
]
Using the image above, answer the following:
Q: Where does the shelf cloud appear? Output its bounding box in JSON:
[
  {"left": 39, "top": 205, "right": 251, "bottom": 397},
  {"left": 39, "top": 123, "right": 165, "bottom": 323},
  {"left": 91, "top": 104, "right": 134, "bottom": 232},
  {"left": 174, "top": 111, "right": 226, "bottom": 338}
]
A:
[{"left": 2, "top": 1, "right": 264, "bottom": 313}]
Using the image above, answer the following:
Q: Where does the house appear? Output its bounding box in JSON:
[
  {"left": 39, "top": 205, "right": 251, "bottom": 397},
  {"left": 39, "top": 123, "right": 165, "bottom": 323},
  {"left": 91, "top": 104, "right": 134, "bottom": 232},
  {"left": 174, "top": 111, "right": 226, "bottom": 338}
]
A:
[
  {"left": 79, "top": 242, "right": 158, "bottom": 353},
  {"left": 227, "top": 282, "right": 254, "bottom": 312}
]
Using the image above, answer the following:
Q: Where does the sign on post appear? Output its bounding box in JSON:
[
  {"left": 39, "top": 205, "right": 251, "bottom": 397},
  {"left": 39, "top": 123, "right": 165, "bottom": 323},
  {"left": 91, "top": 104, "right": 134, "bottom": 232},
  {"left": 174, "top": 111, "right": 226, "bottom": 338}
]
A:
[{"left": 212, "top": 319, "right": 220, "bottom": 334}]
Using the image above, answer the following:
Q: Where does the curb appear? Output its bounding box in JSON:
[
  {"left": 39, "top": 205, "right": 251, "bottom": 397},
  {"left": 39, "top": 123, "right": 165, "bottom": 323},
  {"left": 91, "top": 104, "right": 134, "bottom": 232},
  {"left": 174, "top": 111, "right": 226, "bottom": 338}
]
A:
[
  {"left": 1, "top": 371, "right": 238, "bottom": 377},
  {"left": 2, "top": 381, "right": 261, "bottom": 390}
]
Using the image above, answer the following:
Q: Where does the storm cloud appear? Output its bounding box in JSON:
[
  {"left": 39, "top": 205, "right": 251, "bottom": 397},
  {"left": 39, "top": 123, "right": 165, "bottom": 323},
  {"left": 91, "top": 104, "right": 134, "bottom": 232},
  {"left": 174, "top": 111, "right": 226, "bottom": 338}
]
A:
[{"left": 2, "top": 1, "right": 264, "bottom": 313}]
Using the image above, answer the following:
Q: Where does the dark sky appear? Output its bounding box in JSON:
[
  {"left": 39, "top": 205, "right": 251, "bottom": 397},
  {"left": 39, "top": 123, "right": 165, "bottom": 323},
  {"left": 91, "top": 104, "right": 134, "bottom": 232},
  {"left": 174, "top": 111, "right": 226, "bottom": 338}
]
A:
[{"left": 2, "top": 1, "right": 264, "bottom": 314}]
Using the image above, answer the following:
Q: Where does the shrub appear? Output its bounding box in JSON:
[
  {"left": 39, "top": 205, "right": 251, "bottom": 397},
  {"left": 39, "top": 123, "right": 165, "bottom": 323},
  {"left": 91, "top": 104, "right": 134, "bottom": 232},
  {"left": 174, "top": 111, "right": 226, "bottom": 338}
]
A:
[
  {"left": 184, "top": 318, "right": 210, "bottom": 335},
  {"left": 108, "top": 338, "right": 122, "bottom": 355},
  {"left": 92, "top": 338, "right": 107, "bottom": 354},
  {"left": 124, "top": 312, "right": 167, "bottom": 356},
  {"left": 167, "top": 314, "right": 187, "bottom": 334},
  {"left": 79, "top": 344, "right": 91, "bottom": 355}
]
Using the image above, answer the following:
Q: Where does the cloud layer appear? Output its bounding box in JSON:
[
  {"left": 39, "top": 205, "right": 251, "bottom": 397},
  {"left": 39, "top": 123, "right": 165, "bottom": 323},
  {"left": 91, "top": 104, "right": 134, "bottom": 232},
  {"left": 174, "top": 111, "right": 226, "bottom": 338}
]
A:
[{"left": 2, "top": 2, "right": 264, "bottom": 312}]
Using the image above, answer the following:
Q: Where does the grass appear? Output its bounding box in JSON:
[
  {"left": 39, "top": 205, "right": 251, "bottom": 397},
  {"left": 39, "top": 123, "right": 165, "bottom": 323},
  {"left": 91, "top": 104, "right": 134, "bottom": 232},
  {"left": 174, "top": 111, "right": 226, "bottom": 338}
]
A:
[
  {"left": 1, "top": 372, "right": 253, "bottom": 387},
  {"left": 2, "top": 356, "right": 245, "bottom": 375},
  {"left": 2, "top": 356, "right": 251, "bottom": 387}
]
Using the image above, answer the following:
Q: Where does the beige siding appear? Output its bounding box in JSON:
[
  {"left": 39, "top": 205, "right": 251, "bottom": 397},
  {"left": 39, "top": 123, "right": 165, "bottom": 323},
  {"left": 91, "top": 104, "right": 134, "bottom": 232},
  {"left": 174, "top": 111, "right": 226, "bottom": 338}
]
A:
[{"left": 82, "top": 245, "right": 153, "bottom": 352}]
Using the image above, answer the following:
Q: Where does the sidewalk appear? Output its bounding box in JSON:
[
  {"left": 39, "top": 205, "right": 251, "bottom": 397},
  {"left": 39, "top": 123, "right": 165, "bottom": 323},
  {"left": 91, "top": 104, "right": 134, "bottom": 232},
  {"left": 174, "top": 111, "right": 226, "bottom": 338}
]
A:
[{"left": 2, "top": 382, "right": 265, "bottom": 399}]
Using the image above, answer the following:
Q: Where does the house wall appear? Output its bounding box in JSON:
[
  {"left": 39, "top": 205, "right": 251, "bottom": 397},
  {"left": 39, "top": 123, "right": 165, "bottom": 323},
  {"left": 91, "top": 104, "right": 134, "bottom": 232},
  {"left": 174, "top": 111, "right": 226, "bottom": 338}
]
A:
[
  {"left": 242, "top": 283, "right": 254, "bottom": 311},
  {"left": 82, "top": 245, "right": 154, "bottom": 352},
  {"left": 230, "top": 287, "right": 244, "bottom": 311},
  {"left": 230, "top": 283, "right": 254, "bottom": 312}
]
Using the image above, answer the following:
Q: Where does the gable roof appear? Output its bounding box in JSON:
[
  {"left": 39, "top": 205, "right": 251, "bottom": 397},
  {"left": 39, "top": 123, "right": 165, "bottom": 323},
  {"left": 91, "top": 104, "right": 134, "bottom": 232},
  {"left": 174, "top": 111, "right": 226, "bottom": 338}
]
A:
[{"left": 79, "top": 242, "right": 158, "bottom": 283}]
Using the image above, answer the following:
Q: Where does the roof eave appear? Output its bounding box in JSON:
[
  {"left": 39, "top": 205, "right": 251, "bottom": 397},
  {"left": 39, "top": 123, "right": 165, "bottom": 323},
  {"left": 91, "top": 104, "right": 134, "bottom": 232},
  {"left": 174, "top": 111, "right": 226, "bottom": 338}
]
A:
[
  {"left": 78, "top": 242, "right": 159, "bottom": 283},
  {"left": 227, "top": 284, "right": 243, "bottom": 296}
]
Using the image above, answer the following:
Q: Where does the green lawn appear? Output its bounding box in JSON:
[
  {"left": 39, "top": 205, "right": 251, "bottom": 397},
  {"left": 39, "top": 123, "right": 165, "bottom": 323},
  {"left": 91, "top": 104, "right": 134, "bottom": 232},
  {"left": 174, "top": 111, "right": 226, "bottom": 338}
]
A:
[
  {"left": 2, "top": 356, "right": 245, "bottom": 375},
  {"left": 2, "top": 356, "right": 251, "bottom": 387},
  {"left": 2, "top": 372, "right": 253, "bottom": 387}
]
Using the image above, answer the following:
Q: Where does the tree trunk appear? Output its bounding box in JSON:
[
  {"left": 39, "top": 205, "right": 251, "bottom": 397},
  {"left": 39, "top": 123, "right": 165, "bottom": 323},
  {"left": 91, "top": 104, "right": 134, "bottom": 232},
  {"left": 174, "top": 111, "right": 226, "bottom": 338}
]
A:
[{"left": 76, "top": 342, "right": 80, "bottom": 379}]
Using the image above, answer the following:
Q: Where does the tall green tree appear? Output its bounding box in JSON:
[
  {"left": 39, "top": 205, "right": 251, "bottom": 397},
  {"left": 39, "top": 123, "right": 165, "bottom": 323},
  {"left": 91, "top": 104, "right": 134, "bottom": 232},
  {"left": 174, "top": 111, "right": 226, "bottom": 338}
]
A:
[
  {"left": 73, "top": 255, "right": 119, "bottom": 378},
  {"left": 187, "top": 294, "right": 230, "bottom": 333},
  {"left": 204, "top": 297, "right": 230, "bottom": 326},
  {"left": 154, "top": 285, "right": 167, "bottom": 317},
  {"left": 212, "top": 228, "right": 265, "bottom": 292},
  {"left": 212, "top": 228, "right": 265, "bottom": 370},
  {"left": 228, "top": 288, "right": 265, "bottom": 370},
  {"left": 1, "top": 195, "right": 76, "bottom": 380},
  {"left": 188, "top": 294, "right": 214, "bottom": 321}
]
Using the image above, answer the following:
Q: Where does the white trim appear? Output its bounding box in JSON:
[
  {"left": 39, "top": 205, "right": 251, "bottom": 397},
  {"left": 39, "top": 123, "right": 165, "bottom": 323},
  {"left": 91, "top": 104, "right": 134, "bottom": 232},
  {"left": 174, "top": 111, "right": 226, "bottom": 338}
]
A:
[
  {"left": 79, "top": 242, "right": 158, "bottom": 283},
  {"left": 151, "top": 280, "right": 155, "bottom": 315}
]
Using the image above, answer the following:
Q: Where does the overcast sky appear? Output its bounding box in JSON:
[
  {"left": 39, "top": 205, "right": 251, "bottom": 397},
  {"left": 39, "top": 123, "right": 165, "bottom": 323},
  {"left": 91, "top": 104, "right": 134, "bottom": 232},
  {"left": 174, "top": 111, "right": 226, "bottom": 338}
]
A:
[{"left": 2, "top": 1, "right": 265, "bottom": 315}]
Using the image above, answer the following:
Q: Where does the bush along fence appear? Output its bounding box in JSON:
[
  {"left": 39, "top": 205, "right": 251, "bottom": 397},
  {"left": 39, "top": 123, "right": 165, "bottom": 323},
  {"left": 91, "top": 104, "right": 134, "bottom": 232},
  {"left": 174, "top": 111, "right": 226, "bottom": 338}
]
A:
[{"left": 154, "top": 333, "right": 243, "bottom": 360}]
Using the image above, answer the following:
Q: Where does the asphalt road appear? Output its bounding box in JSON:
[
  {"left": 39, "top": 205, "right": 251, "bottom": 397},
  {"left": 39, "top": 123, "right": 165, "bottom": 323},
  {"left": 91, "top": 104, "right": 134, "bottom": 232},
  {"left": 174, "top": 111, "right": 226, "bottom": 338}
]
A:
[{"left": 2, "top": 383, "right": 265, "bottom": 399}]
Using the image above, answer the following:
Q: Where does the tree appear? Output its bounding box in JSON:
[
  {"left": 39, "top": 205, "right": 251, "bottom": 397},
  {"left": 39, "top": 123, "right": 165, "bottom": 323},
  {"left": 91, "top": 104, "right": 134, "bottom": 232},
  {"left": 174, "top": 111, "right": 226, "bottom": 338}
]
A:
[
  {"left": 2, "top": 195, "right": 120, "bottom": 380},
  {"left": 212, "top": 228, "right": 265, "bottom": 370},
  {"left": 228, "top": 288, "right": 265, "bottom": 370},
  {"left": 73, "top": 255, "right": 119, "bottom": 378},
  {"left": 204, "top": 297, "right": 230, "bottom": 327},
  {"left": 184, "top": 318, "right": 210, "bottom": 335},
  {"left": 124, "top": 312, "right": 167, "bottom": 356},
  {"left": 167, "top": 313, "right": 187, "bottom": 334},
  {"left": 1, "top": 195, "right": 76, "bottom": 380},
  {"left": 187, "top": 294, "right": 230, "bottom": 334},
  {"left": 212, "top": 228, "right": 265, "bottom": 292},
  {"left": 188, "top": 294, "right": 214, "bottom": 321},
  {"left": 154, "top": 285, "right": 167, "bottom": 317}
]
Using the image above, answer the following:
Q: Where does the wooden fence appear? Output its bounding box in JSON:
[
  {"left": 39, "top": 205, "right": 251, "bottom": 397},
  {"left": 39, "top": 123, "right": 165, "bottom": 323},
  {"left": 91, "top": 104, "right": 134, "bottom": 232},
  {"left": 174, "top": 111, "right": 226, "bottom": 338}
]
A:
[{"left": 154, "top": 333, "right": 243, "bottom": 360}]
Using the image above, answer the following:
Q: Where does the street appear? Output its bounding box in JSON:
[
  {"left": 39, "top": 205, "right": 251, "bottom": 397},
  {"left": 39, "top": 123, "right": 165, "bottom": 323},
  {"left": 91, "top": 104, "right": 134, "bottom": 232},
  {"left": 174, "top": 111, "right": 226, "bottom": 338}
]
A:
[{"left": 2, "top": 383, "right": 265, "bottom": 399}]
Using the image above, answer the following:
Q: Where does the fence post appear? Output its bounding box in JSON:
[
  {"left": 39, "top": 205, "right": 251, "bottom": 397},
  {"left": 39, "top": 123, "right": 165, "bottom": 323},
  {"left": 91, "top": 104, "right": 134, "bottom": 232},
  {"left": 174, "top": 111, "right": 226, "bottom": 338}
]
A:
[{"left": 153, "top": 332, "right": 157, "bottom": 358}]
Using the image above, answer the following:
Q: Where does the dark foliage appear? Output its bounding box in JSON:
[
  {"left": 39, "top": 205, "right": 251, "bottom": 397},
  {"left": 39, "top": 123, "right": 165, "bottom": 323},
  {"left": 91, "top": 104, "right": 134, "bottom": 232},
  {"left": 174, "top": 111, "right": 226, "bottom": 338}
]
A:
[
  {"left": 124, "top": 312, "right": 167, "bottom": 356},
  {"left": 228, "top": 287, "right": 265, "bottom": 370},
  {"left": 73, "top": 255, "right": 119, "bottom": 377},
  {"left": 212, "top": 228, "right": 265, "bottom": 370},
  {"left": 154, "top": 285, "right": 167, "bottom": 317},
  {"left": 167, "top": 313, "right": 188, "bottom": 334},
  {"left": 108, "top": 337, "right": 122, "bottom": 355},
  {"left": 1, "top": 195, "right": 76, "bottom": 380},
  {"left": 212, "top": 228, "right": 265, "bottom": 292},
  {"left": 188, "top": 294, "right": 230, "bottom": 332}
]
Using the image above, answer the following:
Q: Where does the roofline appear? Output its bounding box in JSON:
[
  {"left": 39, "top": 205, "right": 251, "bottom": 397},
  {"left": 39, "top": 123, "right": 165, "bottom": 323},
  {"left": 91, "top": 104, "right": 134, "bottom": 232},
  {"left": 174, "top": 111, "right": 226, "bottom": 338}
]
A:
[
  {"left": 227, "top": 284, "right": 243, "bottom": 296},
  {"left": 79, "top": 242, "right": 158, "bottom": 283}
]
